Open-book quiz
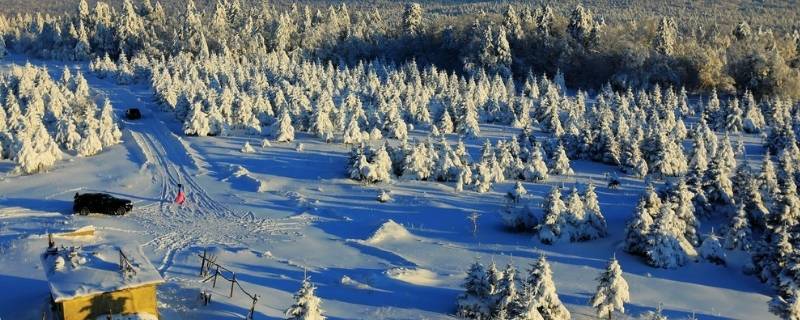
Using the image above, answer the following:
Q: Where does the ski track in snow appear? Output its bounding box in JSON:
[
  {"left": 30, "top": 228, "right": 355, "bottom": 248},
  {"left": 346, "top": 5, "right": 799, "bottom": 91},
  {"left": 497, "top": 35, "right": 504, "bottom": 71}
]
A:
[{"left": 89, "top": 77, "right": 311, "bottom": 278}]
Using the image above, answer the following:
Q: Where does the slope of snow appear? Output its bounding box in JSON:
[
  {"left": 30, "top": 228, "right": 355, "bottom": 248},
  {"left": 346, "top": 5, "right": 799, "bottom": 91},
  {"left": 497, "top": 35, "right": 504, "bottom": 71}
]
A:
[
  {"left": 364, "top": 220, "right": 413, "bottom": 244},
  {"left": 0, "top": 55, "right": 778, "bottom": 320}
]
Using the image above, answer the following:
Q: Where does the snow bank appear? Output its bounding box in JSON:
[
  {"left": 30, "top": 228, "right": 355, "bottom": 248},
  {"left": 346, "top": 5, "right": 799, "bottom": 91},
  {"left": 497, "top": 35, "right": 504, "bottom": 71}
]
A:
[
  {"left": 224, "top": 165, "right": 268, "bottom": 193},
  {"left": 385, "top": 267, "right": 442, "bottom": 286},
  {"left": 365, "top": 220, "right": 412, "bottom": 244}
]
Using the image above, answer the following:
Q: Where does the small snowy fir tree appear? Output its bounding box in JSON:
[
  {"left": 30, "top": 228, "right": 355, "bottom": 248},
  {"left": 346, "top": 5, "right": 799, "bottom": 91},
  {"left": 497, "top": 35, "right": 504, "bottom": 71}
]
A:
[
  {"left": 698, "top": 231, "right": 726, "bottom": 265},
  {"left": 639, "top": 304, "right": 668, "bottom": 320},
  {"left": 286, "top": 277, "right": 326, "bottom": 320},
  {"left": 539, "top": 186, "right": 569, "bottom": 244},
  {"left": 623, "top": 197, "right": 655, "bottom": 255},
  {"left": 582, "top": 183, "right": 608, "bottom": 240},
  {"left": 524, "top": 143, "right": 549, "bottom": 181},
  {"left": 77, "top": 123, "right": 103, "bottom": 157},
  {"left": 591, "top": 257, "right": 630, "bottom": 319},
  {"left": 241, "top": 141, "right": 256, "bottom": 153},
  {"left": 97, "top": 99, "right": 122, "bottom": 147},
  {"left": 645, "top": 206, "right": 697, "bottom": 268},
  {"left": 274, "top": 109, "right": 295, "bottom": 142},
  {"left": 457, "top": 261, "right": 491, "bottom": 319},
  {"left": 724, "top": 204, "right": 752, "bottom": 250},
  {"left": 261, "top": 139, "right": 272, "bottom": 148},
  {"left": 523, "top": 255, "right": 571, "bottom": 320},
  {"left": 509, "top": 181, "right": 528, "bottom": 203},
  {"left": 550, "top": 144, "right": 574, "bottom": 175}
]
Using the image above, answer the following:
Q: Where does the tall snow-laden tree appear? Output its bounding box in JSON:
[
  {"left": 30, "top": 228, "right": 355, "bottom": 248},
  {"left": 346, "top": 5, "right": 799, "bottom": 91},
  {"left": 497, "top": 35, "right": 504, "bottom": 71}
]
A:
[
  {"left": 524, "top": 143, "right": 549, "bottom": 181},
  {"left": 624, "top": 196, "right": 655, "bottom": 255},
  {"left": 591, "top": 257, "right": 630, "bottom": 319},
  {"left": 653, "top": 17, "right": 677, "bottom": 55},
  {"left": 567, "top": 5, "right": 598, "bottom": 48},
  {"left": 402, "top": 3, "right": 423, "bottom": 36},
  {"left": 310, "top": 93, "right": 336, "bottom": 142},
  {"left": 522, "top": 255, "right": 571, "bottom": 320},
  {"left": 645, "top": 206, "right": 698, "bottom": 268},
  {"left": 550, "top": 144, "right": 573, "bottom": 175},
  {"left": 97, "top": 99, "right": 121, "bottom": 147},
  {"left": 458, "top": 98, "right": 481, "bottom": 138},
  {"left": 274, "top": 109, "right": 295, "bottom": 142},
  {"left": 286, "top": 277, "right": 326, "bottom": 320},
  {"left": 582, "top": 182, "right": 608, "bottom": 240},
  {"left": 539, "top": 186, "right": 569, "bottom": 244},
  {"left": 13, "top": 120, "right": 63, "bottom": 174},
  {"left": 184, "top": 103, "right": 210, "bottom": 137},
  {"left": 725, "top": 204, "right": 752, "bottom": 250}
]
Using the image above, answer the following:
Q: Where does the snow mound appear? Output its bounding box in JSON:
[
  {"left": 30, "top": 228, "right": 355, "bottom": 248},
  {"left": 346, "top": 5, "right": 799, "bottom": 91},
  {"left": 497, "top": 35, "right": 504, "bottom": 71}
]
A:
[
  {"left": 365, "top": 220, "right": 412, "bottom": 244},
  {"left": 385, "top": 267, "right": 442, "bottom": 286},
  {"left": 224, "top": 165, "right": 268, "bottom": 192}
]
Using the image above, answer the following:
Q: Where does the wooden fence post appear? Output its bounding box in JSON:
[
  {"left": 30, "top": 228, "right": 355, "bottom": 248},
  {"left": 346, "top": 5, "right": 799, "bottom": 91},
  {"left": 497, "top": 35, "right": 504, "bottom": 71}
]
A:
[
  {"left": 212, "top": 267, "right": 219, "bottom": 288},
  {"left": 199, "top": 250, "right": 207, "bottom": 276},
  {"left": 230, "top": 272, "right": 236, "bottom": 298}
]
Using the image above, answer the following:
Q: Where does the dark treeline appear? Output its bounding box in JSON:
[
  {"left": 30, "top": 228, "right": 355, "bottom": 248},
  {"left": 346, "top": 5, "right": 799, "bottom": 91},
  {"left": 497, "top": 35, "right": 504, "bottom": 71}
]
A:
[{"left": 0, "top": 0, "right": 798, "bottom": 98}]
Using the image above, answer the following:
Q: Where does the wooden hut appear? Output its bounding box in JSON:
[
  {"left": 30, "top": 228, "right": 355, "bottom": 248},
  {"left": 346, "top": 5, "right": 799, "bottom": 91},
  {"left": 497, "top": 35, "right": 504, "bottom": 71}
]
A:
[{"left": 41, "top": 243, "right": 164, "bottom": 320}]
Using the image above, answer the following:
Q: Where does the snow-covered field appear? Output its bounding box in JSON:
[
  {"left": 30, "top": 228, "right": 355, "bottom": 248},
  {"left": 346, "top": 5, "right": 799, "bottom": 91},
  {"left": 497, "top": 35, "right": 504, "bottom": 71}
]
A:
[{"left": 0, "top": 56, "right": 775, "bottom": 319}]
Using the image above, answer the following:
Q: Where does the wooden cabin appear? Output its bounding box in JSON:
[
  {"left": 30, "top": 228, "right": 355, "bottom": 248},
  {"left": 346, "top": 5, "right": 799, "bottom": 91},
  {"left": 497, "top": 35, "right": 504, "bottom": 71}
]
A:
[{"left": 41, "top": 243, "right": 164, "bottom": 320}]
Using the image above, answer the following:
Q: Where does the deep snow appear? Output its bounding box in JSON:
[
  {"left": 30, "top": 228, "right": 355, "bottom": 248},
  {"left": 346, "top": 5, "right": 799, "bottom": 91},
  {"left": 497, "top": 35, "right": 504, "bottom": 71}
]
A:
[{"left": 0, "top": 55, "right": 775, "bottom": 319}]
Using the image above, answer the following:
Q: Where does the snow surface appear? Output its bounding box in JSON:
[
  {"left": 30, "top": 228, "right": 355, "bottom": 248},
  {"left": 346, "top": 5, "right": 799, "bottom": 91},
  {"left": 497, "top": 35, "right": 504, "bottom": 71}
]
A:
[{"left": 0, "top": 56, "right": 777, "bottom": 319}]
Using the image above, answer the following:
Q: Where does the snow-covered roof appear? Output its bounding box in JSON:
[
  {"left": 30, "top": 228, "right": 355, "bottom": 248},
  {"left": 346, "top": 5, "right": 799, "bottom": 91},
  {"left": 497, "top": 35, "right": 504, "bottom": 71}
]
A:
[{"left": 41, "top": 244, "right": 164, "bottom": 302}]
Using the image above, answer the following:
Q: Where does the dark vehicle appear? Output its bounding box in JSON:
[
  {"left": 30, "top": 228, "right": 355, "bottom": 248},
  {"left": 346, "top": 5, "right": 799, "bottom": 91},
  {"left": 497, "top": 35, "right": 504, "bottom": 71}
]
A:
[
  {"left": 73, "top": 193, "right": 133, "bottom": 216},
  {"left": 125, "top": 108, "right": 141, "bottom": 120}
]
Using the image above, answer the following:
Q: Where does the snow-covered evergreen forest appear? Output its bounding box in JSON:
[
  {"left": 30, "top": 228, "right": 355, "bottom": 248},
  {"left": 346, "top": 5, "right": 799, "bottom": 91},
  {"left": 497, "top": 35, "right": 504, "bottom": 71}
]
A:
[{"left": 1, "top": 0, "right": 800, "bottom": 319}]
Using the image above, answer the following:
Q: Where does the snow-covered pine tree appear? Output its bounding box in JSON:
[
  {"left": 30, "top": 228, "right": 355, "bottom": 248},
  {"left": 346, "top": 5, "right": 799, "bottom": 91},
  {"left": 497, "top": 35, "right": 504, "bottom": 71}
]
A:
[
  {"left": 769, "top": 290, "right": 800, "bottom": 320},
  {"left": 184, "top": 103, "right": 210, "bottom": 137},
  {"left": 524, "top": 143, "right": 549, "bottom": 181},
  {"left": 439, "top": 109, "right": 454, "bottom": 134},
  {"left": 591, "top": 257, "right": 630, "bottom": 319},
  {"left": 539, "top": 186, "right": 568, "bottom": 244},
  {"left": 582, "top": 182, "right": 608, "bottom": 240},
  {"left": 286, "top": 277, "right": 326, "bottom": 320},
  {"left": 13, "top": 120, "right": 63, "bottom": 174},
  {"left": 522, "top": 255, "right": 571, "bottom": 320},
  {"left": 403, "top": 141, "right": 434, "bottom": 180},
  {"left": 645, "top": 206, "right": 698, "bottom": 268},
  {"left": 550, "top": 144, "right": 573, "bottom": 175},
  {"left": 96, "top": 99, "right": 122, "bottom": 147},
  {"left": 343, "top": 117, "right": 365, "bottom": 144},
  {"left": 666, "top": 178, "right": 699, "bottom": 245},
  {"left": 310, "top": 93, "right": 335, "bottom": 142},
  {"left": 458, "top": 98, "right": 481, "bottom": 138},
  {"left": 54, "top": 114, "right": 82, "bottom": 151},
  {"left": 457, "top": 261, "right": 491, "bottom": 319},
  {"left": 564, "top": 187, "right": 585, "bottom": 241},
  {"left": 699, "top": 231, "right": 726, "bottom": 265},
  {"left": 742, "top": 91, "right": 765, "bottom": 133},
  {"left": 624, "top": 196, "right": 655, "bottom": 255},
  {"left": 493, "top": 263, "right": 518, "bottom": 319},
  {"left": 724, "top": 204, "right": 752, "bottom": 250},
  {"left": 274, "top": 109, "right": 295, "bottom": 142},
  {"left": 77, "top": 120, "right": 103, "bottom": 157}
]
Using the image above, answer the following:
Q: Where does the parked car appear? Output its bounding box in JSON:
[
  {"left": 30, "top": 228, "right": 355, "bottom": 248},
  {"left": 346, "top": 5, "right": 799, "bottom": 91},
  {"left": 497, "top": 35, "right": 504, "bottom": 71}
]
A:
[
  {"left": 73, "top": 193, "right": 133, "bottom": 216},
  {"left": 125, "top": 108, "right": 141, "bottom": 120}
]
